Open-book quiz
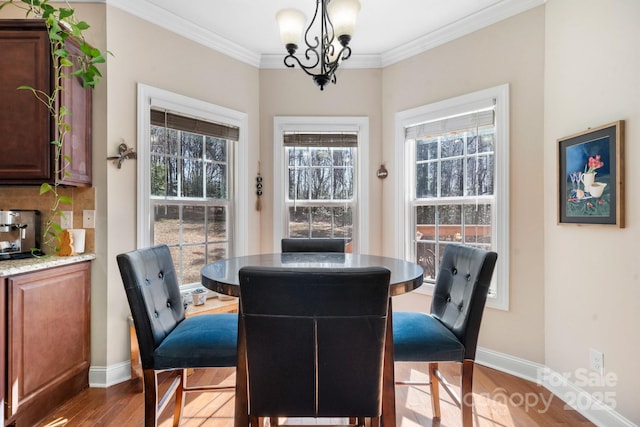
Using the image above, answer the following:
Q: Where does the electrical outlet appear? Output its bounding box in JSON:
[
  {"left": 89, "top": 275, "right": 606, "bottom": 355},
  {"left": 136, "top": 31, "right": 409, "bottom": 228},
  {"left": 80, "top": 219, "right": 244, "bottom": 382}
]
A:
[
  {"left": 83, "top": 210, "right": 96, "bottom": 228},
  {"left": 60, "top": 211, "right": 73, "bottom": 229},
  {"left": 589, "top": 348, "right": 604, "bottom": 375}
]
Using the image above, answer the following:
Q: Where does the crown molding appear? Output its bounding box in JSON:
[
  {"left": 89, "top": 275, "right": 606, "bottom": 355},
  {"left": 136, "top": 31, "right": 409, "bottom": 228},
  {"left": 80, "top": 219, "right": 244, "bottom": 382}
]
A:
[
  {"left": 107, "top": 0, "right": 261, "bottom": 67},
  {"left": 107, "top": 0, "right": 543, "bottom": 70},
  {"left": 380, "top": 0, "right": 545, "bottom": 67}
]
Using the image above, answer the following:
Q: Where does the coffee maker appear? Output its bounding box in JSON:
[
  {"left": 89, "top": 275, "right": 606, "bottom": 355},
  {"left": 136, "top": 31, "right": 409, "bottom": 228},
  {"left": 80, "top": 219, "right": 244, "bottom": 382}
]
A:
[{"left": 0, "top": 210, "right": 42, "bottom": 260}]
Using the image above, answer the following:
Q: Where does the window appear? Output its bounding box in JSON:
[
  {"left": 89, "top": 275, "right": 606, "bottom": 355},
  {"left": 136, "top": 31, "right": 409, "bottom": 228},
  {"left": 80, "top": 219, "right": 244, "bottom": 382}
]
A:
[
  {"left": 273, "top": 117, "right": 370, "bottom": 253},
  {"left": 137, "top": 84, "right": 249, "bottom": 289},
  {"left": 395, "top": 85, "right": 509, "bottom": 309},
  {"left": 284, "top": 133, "right": 356, "bottom": 241}
]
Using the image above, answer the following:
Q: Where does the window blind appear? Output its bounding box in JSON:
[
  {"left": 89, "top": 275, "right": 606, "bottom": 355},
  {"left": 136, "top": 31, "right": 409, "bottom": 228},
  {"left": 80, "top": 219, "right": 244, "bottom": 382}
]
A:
[
  {"left": 283, "top": 132, "right": 357, "bottom": 147},
  {"left": 151, "top": 109, "right": 239, "bottom": 141},
  {"left": 405, "top": 108, "right": 495, "bottom": 140}
]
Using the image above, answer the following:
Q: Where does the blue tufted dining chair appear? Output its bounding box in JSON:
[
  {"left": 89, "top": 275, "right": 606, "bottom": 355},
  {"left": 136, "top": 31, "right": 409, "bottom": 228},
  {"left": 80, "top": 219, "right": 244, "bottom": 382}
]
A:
[
  {"left": 117, "top": 244, "right": 238, "bottom": 427},
  {"left": 239, "top": 266, "right": 390, "bottom": 427},
  {"left": 393, "top": 244, "right": 498, "bottom": 427},
  {"left": 281, "top": 237, "right": 346, "bottom": 253}
]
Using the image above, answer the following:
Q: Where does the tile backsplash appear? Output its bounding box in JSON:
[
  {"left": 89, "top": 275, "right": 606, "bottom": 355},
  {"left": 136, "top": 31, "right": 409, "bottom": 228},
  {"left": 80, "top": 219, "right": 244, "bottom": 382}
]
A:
[{"left": 0, "top": 186, "right": 95, "bottom": 254}]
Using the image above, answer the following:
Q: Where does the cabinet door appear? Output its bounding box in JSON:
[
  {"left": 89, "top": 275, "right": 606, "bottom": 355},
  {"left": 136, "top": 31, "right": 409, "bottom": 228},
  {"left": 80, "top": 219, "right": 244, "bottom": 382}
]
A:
[
  {"left": 57, "top": 37, "right": 93, "bottom": 186},
  {"left": 0, "top": 21, "right": 52, "bottom": 182},
  {"left": 6, "top": 262, "right": 91, "bottom": 426}
]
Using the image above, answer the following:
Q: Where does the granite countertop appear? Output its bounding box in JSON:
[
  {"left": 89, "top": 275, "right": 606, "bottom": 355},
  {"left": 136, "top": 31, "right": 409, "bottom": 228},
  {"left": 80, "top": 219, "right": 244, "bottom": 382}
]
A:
[{"left": 0, "top": 253, "right": 96, "bottom": 277}]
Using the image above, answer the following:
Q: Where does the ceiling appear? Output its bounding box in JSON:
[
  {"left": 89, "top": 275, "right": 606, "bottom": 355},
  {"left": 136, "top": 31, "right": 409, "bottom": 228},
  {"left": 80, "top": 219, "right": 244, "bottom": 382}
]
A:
[{"left": 107, "top": 0, "right": 544, "bottom": 68}]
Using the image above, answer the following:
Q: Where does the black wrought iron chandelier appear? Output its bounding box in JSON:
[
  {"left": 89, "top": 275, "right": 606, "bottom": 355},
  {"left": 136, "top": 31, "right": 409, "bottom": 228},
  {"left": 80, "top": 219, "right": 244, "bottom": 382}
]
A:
[{"left": 276, "top": 0, "right": 361, "bottom": 91}]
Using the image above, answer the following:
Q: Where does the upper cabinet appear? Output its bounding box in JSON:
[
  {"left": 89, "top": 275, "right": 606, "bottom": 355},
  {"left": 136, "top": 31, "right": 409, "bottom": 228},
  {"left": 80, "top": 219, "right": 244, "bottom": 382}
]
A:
[{"left": 0, "top": 20, "right": 92, "bottom": 186}]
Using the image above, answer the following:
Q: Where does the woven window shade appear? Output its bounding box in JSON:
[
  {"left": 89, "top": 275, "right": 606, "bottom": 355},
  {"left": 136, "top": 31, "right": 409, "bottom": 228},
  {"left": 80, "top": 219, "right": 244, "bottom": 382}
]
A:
[
  {"left": 406, "top": 108, "right": 495, "bottom": 140},
  {"left": 151, "top": 109, "right": 239, "bottom": 141},
  {"left": 283, "top": 132, "right": 357, "bottom": 147}
]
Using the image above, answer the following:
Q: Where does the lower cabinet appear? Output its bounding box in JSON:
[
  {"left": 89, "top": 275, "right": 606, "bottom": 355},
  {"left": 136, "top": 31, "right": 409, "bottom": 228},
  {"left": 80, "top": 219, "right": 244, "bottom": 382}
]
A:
[{"left": 4, "top": 261, "right": 91, "bottom": 427}]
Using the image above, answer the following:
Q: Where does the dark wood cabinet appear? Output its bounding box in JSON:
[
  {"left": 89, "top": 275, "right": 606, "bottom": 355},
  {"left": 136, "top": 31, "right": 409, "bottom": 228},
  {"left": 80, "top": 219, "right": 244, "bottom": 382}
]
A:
[
  {"left": 0, "top": 20, "right": 92, "bottom": 186},
  {"left": 5, "top": 261, "right": 91, "bottom": 427}
]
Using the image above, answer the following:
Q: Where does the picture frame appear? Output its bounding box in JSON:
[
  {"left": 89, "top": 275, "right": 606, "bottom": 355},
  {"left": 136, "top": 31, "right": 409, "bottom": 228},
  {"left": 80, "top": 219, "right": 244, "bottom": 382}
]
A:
[{"left": 558, "top": 120, "right": 625, "bottom": 227}]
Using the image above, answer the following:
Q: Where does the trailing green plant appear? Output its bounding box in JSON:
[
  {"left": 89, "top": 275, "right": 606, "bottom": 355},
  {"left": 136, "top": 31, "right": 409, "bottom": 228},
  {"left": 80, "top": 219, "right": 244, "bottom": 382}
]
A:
[{"left": 0, "top": 0, "right": 106, "bottom": 252}]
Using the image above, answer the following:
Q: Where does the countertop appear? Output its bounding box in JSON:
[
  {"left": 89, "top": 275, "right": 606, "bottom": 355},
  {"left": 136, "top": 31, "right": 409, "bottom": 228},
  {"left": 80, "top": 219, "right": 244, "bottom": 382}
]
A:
[{"left": 0, "top": 253, "right": 96, "bottom": 277}]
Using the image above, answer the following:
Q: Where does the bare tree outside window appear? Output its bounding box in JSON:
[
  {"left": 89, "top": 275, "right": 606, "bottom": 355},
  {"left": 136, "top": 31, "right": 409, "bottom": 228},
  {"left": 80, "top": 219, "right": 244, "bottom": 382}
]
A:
[{"left": 285, "top": 142, "right": 355, "bottom": 242}]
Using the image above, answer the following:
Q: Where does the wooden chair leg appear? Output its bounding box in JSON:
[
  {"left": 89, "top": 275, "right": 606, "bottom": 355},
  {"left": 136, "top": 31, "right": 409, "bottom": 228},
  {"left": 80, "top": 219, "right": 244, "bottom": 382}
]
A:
[
  {"left": 143, "top": 370, "right": 159, "bottom": 427},
  {"left": 172, "top": 369, "right": 187, "bottom": 427},
  {"left": 428, "top": 362, "right": 441, "bottom": 419},
  {"left": 269, "top": 417, "right": 279, "bottom": 426},
  {"left": 461, "top": 360, "right": 474, "bottom": 427}
]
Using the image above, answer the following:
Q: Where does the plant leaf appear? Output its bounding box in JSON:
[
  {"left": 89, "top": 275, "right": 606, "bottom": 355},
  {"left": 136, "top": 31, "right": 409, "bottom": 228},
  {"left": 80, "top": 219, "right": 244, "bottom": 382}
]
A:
[
  {"left": 75, "top": 21, "right": 90, "bottom": 31},
  {"left": 59, "top": 195, "right": 73, "bottom": 205},
  {"left": 59, "top": 8, "right": 74, "bottom": 20},
  {"left": 40, "top": 183, "right": 53, "bottom": 195}
]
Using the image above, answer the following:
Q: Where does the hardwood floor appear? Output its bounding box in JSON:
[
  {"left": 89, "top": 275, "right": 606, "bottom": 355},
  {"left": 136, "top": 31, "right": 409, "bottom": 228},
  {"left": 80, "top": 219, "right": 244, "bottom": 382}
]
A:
[{"left": 35, "top": 363, "right": 595, "bottom": 427}]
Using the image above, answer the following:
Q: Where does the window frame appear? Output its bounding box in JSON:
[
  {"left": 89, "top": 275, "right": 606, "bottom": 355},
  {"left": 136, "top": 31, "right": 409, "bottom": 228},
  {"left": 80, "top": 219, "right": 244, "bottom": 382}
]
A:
[
  {"left": 273, "top": 116, "right": 370, "bottom": 253},
  {"left": 394, "top": 84, "right": 510, "bottom": 310},
  {"left": 137, "top": 84, "right": 249, "bottom": 289}
]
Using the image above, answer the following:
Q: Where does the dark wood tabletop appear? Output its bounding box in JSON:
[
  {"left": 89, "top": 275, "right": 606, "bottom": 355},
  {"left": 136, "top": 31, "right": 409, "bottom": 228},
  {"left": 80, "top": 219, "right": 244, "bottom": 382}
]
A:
[{"left": 201, "top": 252, "right": 424, "bottom": 297}]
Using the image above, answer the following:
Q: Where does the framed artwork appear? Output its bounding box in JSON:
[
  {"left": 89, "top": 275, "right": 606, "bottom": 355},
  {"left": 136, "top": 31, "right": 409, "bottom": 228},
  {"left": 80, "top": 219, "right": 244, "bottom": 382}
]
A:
[{"left": 558, "top": 120, "right": 625, "bottom": 227}]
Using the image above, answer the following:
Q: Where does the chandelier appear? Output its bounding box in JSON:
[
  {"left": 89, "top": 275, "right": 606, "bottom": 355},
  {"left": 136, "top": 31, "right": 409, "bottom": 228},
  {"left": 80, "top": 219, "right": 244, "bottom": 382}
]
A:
[{"left": 276, "top": 0, "right": 361, "bottom": 91}]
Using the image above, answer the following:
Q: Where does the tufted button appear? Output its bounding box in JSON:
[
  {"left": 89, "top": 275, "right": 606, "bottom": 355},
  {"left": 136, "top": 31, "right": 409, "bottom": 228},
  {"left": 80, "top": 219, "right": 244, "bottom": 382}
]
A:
[
  {"left": 154, "top": 311, "right": 159, "bottom": 318},
  {"left": 466, "top": 274, "right": 471, "bottom": 281},
  {"left": 452, "top": 268, "right": 457, "bottom": 275},
  {"left": 167, "top": 301, "right": 171, "bottom": 308},
  {"left": 144, "top": 278, "right": 150, "bottom": 286},
  {"left": 459, "top": 303, "right": 464, "bottom": 310},
  {"left": 158, "top": 271, "right": 164, "bottom": 279},
  {"left": 447, "top": 296, "right": 451, "bottom": 302}
]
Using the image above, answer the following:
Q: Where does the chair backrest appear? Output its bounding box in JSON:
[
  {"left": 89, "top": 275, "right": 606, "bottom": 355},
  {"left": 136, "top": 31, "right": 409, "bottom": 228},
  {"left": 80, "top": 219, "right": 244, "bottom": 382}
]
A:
[
  {"left": 117, "top": 244, "right": 185, "bottom": 369},
  {"left": 281, "top": 238, "right": 346, "bottom": 253},
  {"left": 430, "top": 244, "right": 498, "bottom": 360},
  {"left": 239, "top": 266, "right": 391, "bottom": 418}
]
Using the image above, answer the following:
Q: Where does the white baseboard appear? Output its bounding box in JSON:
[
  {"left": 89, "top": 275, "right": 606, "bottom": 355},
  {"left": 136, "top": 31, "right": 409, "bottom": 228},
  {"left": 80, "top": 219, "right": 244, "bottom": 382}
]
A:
[
  {"left": 476, "top": 347, "right": 636, "bottom": 427},
  {"left": 89, "top": 361, "right": 132, "bottom": 388}
]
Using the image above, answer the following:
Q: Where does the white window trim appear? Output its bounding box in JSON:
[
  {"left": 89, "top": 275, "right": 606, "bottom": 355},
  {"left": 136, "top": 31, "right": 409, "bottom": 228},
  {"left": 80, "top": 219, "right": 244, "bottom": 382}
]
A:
[
  {"left": 273, "top": 116, "right": 370, "bottom": 254},
  {"left": 394, "top": 84, "right": 509, "bottom": 310},
  {"left": 136, "top": 83, "right": 249, "bottom": 257}
]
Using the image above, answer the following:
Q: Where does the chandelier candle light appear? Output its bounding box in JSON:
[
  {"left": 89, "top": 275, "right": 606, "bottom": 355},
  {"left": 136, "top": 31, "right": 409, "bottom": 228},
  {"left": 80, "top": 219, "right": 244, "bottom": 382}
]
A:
[{"left": 276, "top": 0, "right": 361, "bottom": 90}]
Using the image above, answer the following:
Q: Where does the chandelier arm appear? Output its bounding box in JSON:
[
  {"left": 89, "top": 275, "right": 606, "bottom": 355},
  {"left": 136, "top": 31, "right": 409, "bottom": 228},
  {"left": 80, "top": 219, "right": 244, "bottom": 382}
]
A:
[
  {"left": 303, "top": 0, "right": 322, "bottom": 51},
  {"left": 284, "top": 54, "right": 325, "bottom": 78},
  {"left": 338, "top": 45, "right": 352, "bottom": 61}
]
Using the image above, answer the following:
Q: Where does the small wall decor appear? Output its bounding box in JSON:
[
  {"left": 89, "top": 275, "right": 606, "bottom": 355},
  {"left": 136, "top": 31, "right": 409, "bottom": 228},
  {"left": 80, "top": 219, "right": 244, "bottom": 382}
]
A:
[
  {"left": 107, "top": 140, "right": 137, "bottom": 169},
  {"left": 256, "top": 162, "right": 263, "bottom": 211},
  {"left": 558, "top": 120, "right": 624, "bottom": 227},
  {"left": 377, "top": 164, "right": 388, "bottom": 179}
]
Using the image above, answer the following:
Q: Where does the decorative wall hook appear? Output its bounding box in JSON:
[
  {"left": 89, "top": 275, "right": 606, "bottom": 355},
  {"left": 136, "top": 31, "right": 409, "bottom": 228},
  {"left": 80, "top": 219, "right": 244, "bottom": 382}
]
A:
[
  {"left": 377, "top": 164, "right": 388, "bottom": 179},
  {"left": 107, "top": 140, "right": 137, "bottom": 169},
  {"left": 256, "top": 161, "right": 263, "bottom": 211}
]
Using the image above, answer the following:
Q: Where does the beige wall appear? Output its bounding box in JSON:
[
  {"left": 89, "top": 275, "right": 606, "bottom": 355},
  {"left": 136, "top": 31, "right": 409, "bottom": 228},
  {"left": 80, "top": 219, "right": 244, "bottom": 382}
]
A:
[
  {"left": 99, "top": 6, "right": 260, "bottom": 368},
  {"left": 383, "top": 7, "right": 546, "bottom": 363},
  {"left": 544, "top": 0, "right": 640, "bottom": 422}
]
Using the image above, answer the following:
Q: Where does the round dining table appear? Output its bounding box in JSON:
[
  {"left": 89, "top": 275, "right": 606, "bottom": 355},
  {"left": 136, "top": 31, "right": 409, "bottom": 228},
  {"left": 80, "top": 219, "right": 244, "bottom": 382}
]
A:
[{"left": 201, "top": 252, "right": 424, "bottom": 427}]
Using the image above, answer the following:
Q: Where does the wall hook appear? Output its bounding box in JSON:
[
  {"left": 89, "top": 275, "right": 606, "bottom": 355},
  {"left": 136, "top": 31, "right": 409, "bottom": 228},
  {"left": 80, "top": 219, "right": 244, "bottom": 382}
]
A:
[
  {"left": 377, "top": 164, "right": 388, "bottom": 179},
  {"left": 107, "top": 141, "right": 137, "bottom": 169}
]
